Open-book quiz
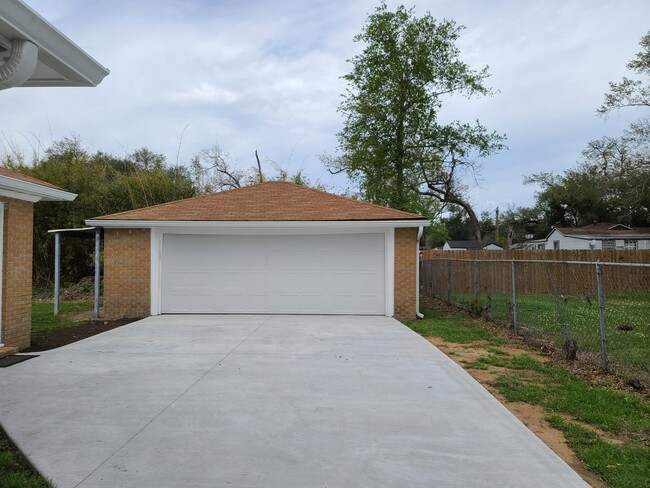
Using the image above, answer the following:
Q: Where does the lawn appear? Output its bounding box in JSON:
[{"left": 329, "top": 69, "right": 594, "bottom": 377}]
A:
[
  {"left": 447, "top": 291, "right": 650, "bottom": 382},
  {"left": 406, "top": 308, "right": 650, "bottom": 488},
  {"left": 0, "top": 427, "right": 52, "bottom": 488},
  {"left": 31, "top": 301, "right": 93, "bottom": 334}
]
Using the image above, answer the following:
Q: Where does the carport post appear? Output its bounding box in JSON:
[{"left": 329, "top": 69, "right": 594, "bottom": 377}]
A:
[
  {"left": 94, "top": 228, "right": 101, "bottom": 318},
  {"left": 53, "top": 232, "right": 61, "bottom": 317}
]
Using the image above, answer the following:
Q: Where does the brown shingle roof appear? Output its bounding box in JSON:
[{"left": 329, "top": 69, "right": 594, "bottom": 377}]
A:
[
  {"left": 0, "top": 166, "right": 64, "bottom": 190},
  {"left": 92, "top": 181, "right": 427, "bottom": 222},
  {"left": 556, "top": 223, "right": 650, "bottom": 237}
]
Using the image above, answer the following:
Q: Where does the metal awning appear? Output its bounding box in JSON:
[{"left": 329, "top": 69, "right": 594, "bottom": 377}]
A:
[{"left": 48, "top": 227, "right": 100, "bottom": 238}]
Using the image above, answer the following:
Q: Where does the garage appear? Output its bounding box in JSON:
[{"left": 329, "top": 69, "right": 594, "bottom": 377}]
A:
[
  {"left": 86, "top": 181, "right": 429, "bottom": 321},
  {"left": 161, "top": 233, "right": 385, "bottom": 314}
]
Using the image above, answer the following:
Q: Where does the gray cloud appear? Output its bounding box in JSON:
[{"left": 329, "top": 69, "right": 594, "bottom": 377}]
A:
[{"left": 1, "top": 0, "right": 648, "bottom": 212}]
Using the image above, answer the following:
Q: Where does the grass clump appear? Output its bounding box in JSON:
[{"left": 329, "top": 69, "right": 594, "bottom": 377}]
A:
[
  {"left": 406, "top": 310, "right": 505, "bottom": 346},
  {"left": 546, "top": 415, "right": 650, "bottom": 488}
]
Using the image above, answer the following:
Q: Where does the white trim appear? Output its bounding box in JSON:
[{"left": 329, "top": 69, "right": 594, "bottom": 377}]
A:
[
  {"left": 86, "top": 219, "right": 429, "bottom": 229},
  {"left": 0, "top": 202, "right": 4, "bottom": 346},
  {"left": 148, "top": 226, "right": 398, "bottom": 317},
  {"left": 0, "top": 175, "right": 77, "bottom": 202},
  {"left": 385, "top": 228, "right": 395, "bottom": 317},
  {"left": 150, "top": 228, "right": 162, "bottom": 316},
  {"left": 0, "top": 0, "right": 109, "bottom": 87}
]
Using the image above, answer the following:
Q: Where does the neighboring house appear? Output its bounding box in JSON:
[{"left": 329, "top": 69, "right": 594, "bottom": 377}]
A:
[
  {"left": 0, "top": 168, "right": 76, "bottom": 350},
  {"left": 442, "top": 240, "right": 503, "bottom": 251},
  {"left": 0, "top": 0, "right": 108, "bottom": 352},
  {"left": 519, "top": 239, "right": 546, "bottom": 250},
  {"left": 544, "top": 223, "right": 650, "bottom": 250},
  {"left": 85, "top": 182, "right": 430, "bottom": 321}
]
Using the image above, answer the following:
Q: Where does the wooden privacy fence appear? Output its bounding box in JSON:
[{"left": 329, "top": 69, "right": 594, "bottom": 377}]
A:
[{"left": 421, "top": 250, "right": 650, "bottom": 296}]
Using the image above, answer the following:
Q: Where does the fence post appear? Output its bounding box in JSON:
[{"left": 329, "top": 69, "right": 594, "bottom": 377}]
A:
[
  {"left": 511, "top": 260, "right": 519, "bottom": 335},
  {"left": 446, "top": 260, "right": 452, "bottom": 302},
  {"left": 595, "top": 262, "right": 608, "bottom": 372},
  {"left": 53, "top": 231, "right": 61, "bottom": 317},
  {"left": 472, "top": 260, "right": 479, "bottom": 305}
]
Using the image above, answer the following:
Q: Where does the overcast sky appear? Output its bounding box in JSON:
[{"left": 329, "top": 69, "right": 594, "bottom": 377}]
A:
[{"left": 2, "top": 0, "right": 649, "bottom": 214}]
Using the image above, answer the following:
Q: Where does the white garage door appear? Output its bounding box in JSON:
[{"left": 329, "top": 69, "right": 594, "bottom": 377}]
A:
[{"left": 161, "top": 233, "right": 386, "bottom": 314}]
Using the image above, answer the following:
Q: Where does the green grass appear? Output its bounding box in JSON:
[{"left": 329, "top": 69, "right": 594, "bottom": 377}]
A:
[
  {"left": 31, "top": 301, "right": 92, "bottom": 334},
  {"left": 546, "top": 415, "right": 650, "bottom": 488},
  {"left": 406, "top": 309, "right": 505, "bottom": 345},
  {"left": 0, "top": 430, "right": 52, "bottom": 488},
  {"left": 407, "top": 309, "right": 650, "bottom": 488},
  {"left": 451, "top": 291, "right": 650, "bottom": 382}
]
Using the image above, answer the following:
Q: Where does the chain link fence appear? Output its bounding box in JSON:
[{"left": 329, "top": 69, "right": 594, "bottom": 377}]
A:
[{"left": 421, "top": 257, "right": 650, "bottom": 384}]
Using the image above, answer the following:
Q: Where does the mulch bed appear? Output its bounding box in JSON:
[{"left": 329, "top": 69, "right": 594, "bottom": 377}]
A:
[{"left": 24, "top": 318, "right": 139, "bottom": 352}]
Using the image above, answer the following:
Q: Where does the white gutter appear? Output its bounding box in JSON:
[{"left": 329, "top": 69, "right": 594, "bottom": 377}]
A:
[
  {"left": 85, "top": 219, "right": 431, "bottom": 229},
  {"left": 0, "top": 175, "right": 77, "bottom": 201},
  {"left": 0, "top": 0, "right": 109, "bottom": 88},
  {"left": 416, "top": 226, "right": 424, "bottom": 319}
]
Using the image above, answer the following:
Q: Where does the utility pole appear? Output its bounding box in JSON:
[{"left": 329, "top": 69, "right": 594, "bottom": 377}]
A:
[{"left": 495, "top": 207, "right": 500, "bottom": 240}]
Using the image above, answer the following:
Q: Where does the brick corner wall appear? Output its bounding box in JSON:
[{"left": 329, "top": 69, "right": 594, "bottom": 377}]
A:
[
  {"left": 1, "top": 198, "right": 34, "bottom": 350},
  {"left": 103, "top": 228, "right": 151, "bottom": 319},
  {"left": 394, "top": 227, "right": 418, "bottom": 321}
]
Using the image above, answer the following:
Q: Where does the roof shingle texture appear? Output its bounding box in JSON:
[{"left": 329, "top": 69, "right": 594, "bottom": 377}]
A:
[
  {"left": 0, "top": 166, "right": 64, "bottom": 190},
  {"left": 92, "top": 181, "right": 427, "bottom": 222},
  {"left": 556, "top": 223, "right": 650, "bottom": 237}
]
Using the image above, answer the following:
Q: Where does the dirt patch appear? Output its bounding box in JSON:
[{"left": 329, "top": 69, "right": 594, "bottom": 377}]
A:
[{"left": 24, "top": 318, "right": 139, "bottom": 352}]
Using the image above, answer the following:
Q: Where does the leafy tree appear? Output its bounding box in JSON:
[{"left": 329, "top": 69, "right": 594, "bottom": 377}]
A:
[
  {"left": 526, "top": 30, "right": 650, "bottom": 229},
  {"left": 525, "top": 128, "right": 650, "bottom": 227},
  {"left": 329, "top": 2, "right": 506, "bottom": 240},
  {"left": 598, "top": 30, "right": 650, "bottom": 115},
  {"left": 5, "top": 137, "right": 196, "bottom": 285}
]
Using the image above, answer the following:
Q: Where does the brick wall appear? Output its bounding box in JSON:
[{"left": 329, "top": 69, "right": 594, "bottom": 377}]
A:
[
  {"left": 1, "top": 198, "right": 34, "bottom": 349},
  {"left": 394, "top": 227, "right": 417, "bottom": 321},
  {"left": 103, "top": 228, "right": 151, "bottom": 319}
]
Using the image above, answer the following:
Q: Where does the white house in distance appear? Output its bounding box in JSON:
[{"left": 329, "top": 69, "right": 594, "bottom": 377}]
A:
[
  {"left": 544, "top": 223, "right": 650, "bottom": 250},
  {"left": 442, "top": 240, "right": 503, "bottom": 251}
]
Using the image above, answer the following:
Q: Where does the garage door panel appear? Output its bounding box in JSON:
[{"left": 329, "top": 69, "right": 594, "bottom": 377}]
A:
[{"left": 161, "top": 234, "right": 386, "bottom": 314}]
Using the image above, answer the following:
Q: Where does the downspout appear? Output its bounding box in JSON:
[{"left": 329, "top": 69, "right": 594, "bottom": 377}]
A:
[
  {"left": 0, "top": 39, "right": 38, "bottom": 90},
  {"left": 416, "top": 226, "right": 424, "bottom": 319}
]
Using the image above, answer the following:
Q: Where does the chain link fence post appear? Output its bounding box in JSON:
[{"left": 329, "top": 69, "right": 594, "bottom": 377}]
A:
[
  {"left": 595, "top": 262, "right": 608, "bottom": 372},
  {"left": 511, "top": 260, "right": 519, "bottom": 335}
]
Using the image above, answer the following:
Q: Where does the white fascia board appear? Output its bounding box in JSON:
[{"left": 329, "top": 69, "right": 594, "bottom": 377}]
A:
[
  {"left": 85, "top": 219, "right": 431, "bottom": 229},
  {"left": 0, "top": 175, "right": 77, "bottom": 201},
  {"left": 0, "top": 0, "right": 109, "bottom": 87}
]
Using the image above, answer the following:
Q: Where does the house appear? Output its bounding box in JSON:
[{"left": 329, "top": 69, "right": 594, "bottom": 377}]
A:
[
  {"left": 85, "top": 182, "right": 430, "bottom": 321},
  {"left": 442, "top": 240, "right": 503, "bottom": 251},
  {"left": 0, "top": 0, "right": 108, "bottom": 352},
  {"left": 544, "top": 223, "right": 650, "bottom": 250},
  {"left": 0, "top": 168, "right": 76, "bottom": 350}
]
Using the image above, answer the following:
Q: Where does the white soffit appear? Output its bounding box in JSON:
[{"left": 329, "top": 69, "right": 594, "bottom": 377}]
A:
[{"left": 0, "top": 0, "right": 109, "bottom": 88}]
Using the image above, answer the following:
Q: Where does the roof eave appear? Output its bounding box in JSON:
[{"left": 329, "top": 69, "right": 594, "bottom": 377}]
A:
[
  {"left": 0, "top": 0, "right": 109, "bottom": 87},
  {"left": 0, "top": 175, "right": 77, "bottom": 202},
  {"left": 85, "top": 219, "right": 430, "bottom": 229}
]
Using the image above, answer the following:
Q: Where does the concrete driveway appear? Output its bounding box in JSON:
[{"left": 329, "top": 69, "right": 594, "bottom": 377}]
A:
[{"left": 0, "top": 315, "right": 588, "bottom": 488}]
